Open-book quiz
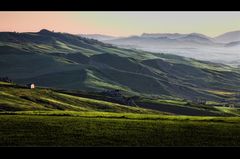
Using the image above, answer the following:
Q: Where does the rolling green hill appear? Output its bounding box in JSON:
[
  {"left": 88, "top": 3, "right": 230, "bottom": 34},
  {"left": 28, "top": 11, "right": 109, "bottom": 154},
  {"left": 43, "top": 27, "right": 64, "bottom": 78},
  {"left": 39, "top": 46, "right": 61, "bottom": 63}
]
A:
[
  {"left": 1, "top": 29, "right": 240, "bottom": 103},
  {"left": 1, "top": 81, "right": 240, "bottom": 116},
  {"left": 0, "top": 81, "right": 160, "bottom": 114}
]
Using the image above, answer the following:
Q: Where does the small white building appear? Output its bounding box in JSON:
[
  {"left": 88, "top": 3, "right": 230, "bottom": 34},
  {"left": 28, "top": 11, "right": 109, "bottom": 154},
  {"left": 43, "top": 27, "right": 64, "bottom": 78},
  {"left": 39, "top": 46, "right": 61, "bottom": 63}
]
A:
[{"left": 27, "top": 83, "right": 35, "bottom": 89}]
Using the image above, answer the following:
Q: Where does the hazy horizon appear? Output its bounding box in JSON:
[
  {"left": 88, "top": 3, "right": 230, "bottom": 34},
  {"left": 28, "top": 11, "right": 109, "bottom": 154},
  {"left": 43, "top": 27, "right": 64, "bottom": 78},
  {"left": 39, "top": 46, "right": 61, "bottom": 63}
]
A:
[{"left": 0, "top": 11, "right": 240, "bottom": 37}]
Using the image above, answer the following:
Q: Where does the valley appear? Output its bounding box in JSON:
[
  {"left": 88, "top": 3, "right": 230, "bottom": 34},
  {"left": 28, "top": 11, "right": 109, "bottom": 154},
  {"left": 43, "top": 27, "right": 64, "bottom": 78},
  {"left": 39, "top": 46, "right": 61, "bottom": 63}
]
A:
[{"left": 93, "top": 31, "right": 240, "bottom": 66}]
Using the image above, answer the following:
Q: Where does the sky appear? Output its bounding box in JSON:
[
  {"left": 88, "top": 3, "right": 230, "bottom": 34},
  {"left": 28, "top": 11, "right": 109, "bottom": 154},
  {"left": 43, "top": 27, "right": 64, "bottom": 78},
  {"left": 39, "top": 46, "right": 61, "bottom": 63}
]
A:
[{"left": 0, "top": 11, "right": 240, "bottom": 37}]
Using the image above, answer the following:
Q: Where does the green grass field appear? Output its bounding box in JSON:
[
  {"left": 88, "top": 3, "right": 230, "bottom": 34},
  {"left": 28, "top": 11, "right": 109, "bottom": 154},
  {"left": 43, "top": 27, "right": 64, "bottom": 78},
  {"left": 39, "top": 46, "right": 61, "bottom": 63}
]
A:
[{"left": 1, "top": 111, "right": 240, "bottom": 146}]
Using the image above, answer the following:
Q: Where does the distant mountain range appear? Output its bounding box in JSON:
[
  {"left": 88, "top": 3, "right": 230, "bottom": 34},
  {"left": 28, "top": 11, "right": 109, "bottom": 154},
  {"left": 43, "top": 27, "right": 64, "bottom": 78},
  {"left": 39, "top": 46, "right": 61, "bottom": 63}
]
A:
[
  {"left": 215, "top": 30, "right": 240, "bottom": 43},
  {"left": 82, "top": 30, "right": 240, "bottom": 44},
  {"left": 1, "top": 29, "right": 240, "bottom": 103},
  {"left": 81, "top": 31, "right": 240, "bottom": 66}
]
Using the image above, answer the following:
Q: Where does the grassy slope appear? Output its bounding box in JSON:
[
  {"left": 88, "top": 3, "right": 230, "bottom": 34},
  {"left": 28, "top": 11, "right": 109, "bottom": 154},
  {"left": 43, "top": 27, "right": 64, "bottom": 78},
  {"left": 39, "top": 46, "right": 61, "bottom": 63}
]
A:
[
  {"left": 2, "top": 81, "right": 240, "bottom": 116},
  {"left": 0, "top": 82, "right": 160, "bottom": 114}
]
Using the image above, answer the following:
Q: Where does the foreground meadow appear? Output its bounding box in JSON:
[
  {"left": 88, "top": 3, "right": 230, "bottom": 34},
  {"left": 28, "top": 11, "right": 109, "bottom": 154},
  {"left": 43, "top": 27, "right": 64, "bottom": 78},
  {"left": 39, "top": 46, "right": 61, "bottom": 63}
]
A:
[{"left": 0, "top": 111, "right": 240, "bottom": 146}]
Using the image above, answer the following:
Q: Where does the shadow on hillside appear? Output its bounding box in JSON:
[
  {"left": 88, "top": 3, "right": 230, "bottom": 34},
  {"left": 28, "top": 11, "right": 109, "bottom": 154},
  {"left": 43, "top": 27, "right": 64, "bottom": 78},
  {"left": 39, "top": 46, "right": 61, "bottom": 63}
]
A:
[
  {"left": 0, "top": 104, "right": 23, "bottom": 111},
  {"left": 136, "top": 101, "right": 221, "bottom": 116}
]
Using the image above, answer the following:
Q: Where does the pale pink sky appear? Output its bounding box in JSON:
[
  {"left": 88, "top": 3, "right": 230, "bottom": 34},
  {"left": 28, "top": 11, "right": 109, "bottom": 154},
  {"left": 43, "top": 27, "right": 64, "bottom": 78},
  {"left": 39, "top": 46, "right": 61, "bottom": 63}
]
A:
[
  {"left": 0, "top": 12, "right": 101, "bottom": 34},
  {"left": 1, "top": 12, "right": 240, "bottom": 37}
]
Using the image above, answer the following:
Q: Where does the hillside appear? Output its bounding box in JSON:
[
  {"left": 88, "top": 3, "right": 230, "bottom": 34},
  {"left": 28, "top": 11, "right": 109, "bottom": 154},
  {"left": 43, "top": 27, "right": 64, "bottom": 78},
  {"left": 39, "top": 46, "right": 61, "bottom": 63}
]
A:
[
  {"left": 1, "top": 29, "right": 240, "bottom": 103},
  {"left": 0, "top": 81, "right": 161, "bottom": 114},
  {"left": 1, "top": 81, "right": 240, "bottom": 116}
]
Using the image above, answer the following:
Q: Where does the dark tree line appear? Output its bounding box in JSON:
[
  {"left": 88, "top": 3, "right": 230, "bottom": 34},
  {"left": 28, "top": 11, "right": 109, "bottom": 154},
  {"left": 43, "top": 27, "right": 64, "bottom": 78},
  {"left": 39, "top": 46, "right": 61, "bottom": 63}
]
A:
[{"left": 0, "top": 76, "right": 12, "bottom": 83}]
